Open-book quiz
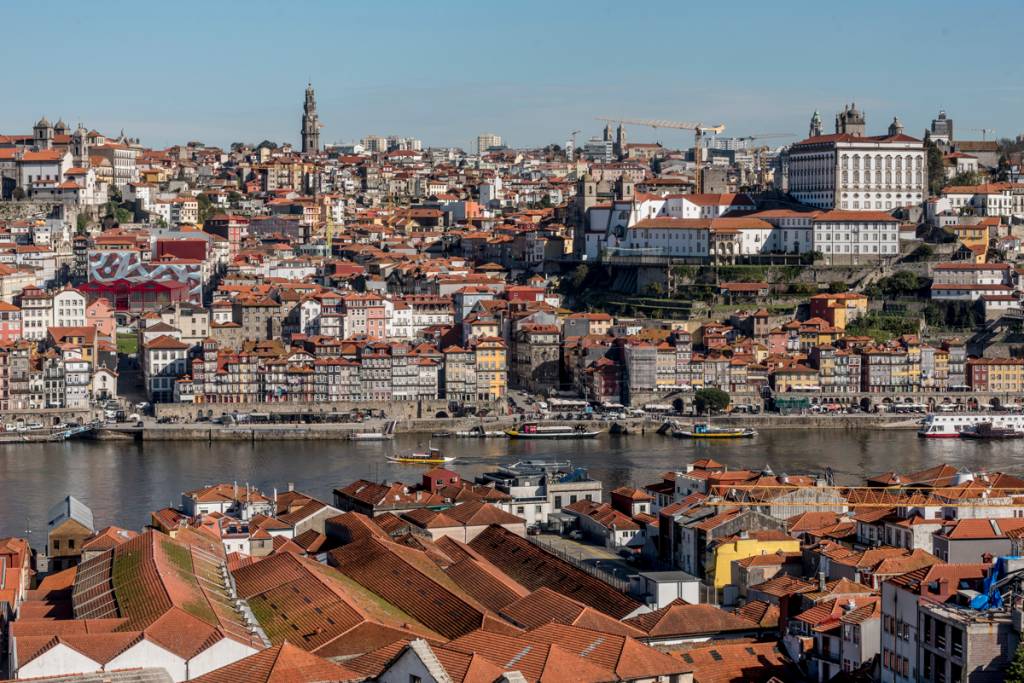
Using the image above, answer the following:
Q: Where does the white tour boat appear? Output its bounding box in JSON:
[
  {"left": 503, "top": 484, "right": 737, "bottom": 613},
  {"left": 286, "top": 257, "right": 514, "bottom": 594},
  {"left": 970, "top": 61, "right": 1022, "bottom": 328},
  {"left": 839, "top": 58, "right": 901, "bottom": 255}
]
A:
[{"left": 918, "top": 413, "right": 1024, "bottom": 439}]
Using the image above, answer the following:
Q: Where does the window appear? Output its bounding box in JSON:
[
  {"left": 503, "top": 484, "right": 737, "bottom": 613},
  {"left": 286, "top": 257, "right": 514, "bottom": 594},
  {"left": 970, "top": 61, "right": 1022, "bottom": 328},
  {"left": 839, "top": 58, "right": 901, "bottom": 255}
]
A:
[
  {"left": 68, "top": 538, "right": 75, "bottom": 550},
  {"left": 52, "top": 539, "right": 60, "bottom": 551},
  {"left": 410, "top": 676, "right": 422, "bottom": 683}
]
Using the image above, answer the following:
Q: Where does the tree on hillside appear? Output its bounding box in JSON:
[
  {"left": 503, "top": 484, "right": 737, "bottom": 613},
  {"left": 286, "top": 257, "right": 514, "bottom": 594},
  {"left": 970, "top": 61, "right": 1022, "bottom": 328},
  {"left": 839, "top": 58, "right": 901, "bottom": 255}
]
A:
[
  {"left": 1006, "top": 643, "right": 1024, "bottom": 683},
  {"left": 571, "top": 264, "right": 589, "bottom": 290},
  {"left": 196, "top": 193, "right": 215, "bottom": 224},
  {"left": 926, "top": 138, "right": 945, "bottom": 196},
  {"left": 947, "top": 170, "right": 985, "bottom": 187},
  {"left": 694, "top": 388, "right": 731, "bottom": 414}
]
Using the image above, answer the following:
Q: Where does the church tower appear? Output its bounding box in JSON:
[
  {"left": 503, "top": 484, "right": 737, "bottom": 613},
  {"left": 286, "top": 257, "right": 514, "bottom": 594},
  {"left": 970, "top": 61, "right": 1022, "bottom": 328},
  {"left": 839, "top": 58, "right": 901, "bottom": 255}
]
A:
[
  {"left": 72, "top": 123, "right": 89, "bottom": 167},
  {"left": 888, "top": 116, "right": 904, "bottom": 137},
  {"left": 615, "top": 123, "right": 627, "bottom": 160},
  {"left": 809, "top": 110, "right": 822, "bottom": 138},
  {"left": 835, "top": 103, "right": 865, "bottom": 136},
  {"left": 33, "top": 116, "right": 53, "bottom": 150},
  {"left": 301, "top": 83, "right": 322, "bottom": 154}
]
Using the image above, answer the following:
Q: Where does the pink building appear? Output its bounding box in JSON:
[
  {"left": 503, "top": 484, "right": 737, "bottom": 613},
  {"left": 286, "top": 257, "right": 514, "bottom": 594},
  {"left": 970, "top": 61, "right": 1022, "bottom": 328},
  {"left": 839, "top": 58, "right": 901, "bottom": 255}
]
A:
[
  {"left": 0, "top": 302, "right": 22, "bottom": 343},
  {"left": 341, "top": 293, "right": 387, "bottom": 339},
  {"left": 86, "top": 298, "right": 116, "bottom": 339}
]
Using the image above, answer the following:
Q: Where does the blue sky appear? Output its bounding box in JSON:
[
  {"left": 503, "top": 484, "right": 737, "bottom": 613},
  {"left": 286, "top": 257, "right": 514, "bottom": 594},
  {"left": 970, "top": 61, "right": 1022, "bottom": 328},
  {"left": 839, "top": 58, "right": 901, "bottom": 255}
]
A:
[{"left": 3, "top": 1, "right": 1021, "bottom": 149}]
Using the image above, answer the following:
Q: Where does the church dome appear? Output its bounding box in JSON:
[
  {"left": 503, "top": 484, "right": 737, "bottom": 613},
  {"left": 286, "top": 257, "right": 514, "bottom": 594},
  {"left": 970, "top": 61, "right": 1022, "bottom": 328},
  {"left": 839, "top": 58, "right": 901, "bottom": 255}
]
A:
[{"left": 35, "top": 116, "right": 51, "bottom": 128}]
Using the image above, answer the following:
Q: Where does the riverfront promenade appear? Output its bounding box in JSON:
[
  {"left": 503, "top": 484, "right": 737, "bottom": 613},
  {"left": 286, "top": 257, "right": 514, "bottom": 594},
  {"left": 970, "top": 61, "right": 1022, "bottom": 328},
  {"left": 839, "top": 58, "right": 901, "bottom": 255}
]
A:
[{"left": 93, "top": 411, "right": 923, "bottom": 441}]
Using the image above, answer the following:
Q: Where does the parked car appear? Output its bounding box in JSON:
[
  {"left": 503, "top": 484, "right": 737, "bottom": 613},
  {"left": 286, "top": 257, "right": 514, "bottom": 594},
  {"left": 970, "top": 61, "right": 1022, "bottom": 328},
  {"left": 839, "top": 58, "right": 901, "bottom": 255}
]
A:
[
  {"left": 26, "top": 422, "right": 43, "bottom": 431},
  {"left": 526, "top": 525, "right": 541, "bottom": 536},
  {"left": 568, "top": 530, "right": 583, "bottom": 541}
]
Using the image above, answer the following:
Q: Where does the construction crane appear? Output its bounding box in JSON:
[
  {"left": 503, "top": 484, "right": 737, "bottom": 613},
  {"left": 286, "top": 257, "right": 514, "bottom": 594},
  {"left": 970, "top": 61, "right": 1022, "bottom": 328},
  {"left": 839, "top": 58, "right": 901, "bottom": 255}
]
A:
[
  {"left": 596, "top": 117, "right": 726, "bottom": 193},
  {"left": 735, "top": 133, "right": 795, "bottom": 145},
  {"left": 967, "top": 128, "right": 997, "bottom": 141},
  {"left": 325, "top": 212, "right": 336, "bottom": 256},
  {"left": 733, "top": 134, "right": 795, "bottom": 189}
]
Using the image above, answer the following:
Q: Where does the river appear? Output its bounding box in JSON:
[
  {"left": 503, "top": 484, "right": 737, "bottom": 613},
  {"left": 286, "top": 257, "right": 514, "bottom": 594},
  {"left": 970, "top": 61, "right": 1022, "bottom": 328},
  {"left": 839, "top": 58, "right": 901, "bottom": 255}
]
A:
[{"left": 1, "top": 430, "right": 1021, "bottom": 541}]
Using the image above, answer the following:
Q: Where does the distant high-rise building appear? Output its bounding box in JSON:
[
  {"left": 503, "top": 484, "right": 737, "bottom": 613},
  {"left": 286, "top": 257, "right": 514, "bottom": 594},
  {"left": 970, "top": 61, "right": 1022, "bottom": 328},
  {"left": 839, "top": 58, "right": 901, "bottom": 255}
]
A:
[
  {"left": 477, "top": 133, "right": 502, "bottom": 155},
  {"left": 929, "top": 109, "right": 954, "bottom": 144},
  {"left": 301, "top": 83, "right": 322, "bottom": 154},
  {"left": 362, "top": 135, "right": 388, "bottom": 154},
  {"left": 583, "top": 137, "right": 613, "bottom": 162}
]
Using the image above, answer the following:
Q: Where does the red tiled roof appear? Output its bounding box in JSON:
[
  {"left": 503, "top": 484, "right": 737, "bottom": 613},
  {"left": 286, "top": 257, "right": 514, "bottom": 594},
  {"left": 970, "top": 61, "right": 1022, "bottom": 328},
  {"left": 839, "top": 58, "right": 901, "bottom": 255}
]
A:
[
  {"left": 675, "top": 640, "right": 798, "bottom": 683},
  {"left": 499, "top": 587, "right": 644, "bottom": 637},
  {"left": 467, "top": 526, "right": 642, "bottom": 619},
  {"left": 624, "top": 599, "right": 760, "bottom": 637},
  {"left": 191, "top": 641, "right": 361, "bottom": 682}
]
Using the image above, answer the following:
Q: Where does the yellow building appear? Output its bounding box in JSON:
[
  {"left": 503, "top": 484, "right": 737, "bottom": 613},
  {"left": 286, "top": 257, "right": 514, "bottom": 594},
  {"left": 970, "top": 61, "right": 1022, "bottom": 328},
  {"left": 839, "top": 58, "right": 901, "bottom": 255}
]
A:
[
  {"left": 656, "top": 342, "right": 676, "bottom": 388},
  {"left": 474, "top": 336, "right": 507, "bottom": 401},
  {"left": 967, "top": 357, "right": 1024, "bottom": 393},
  {"left": 946, "top": 223, "right": 988, "bottom": 245},
  {"left": 798, "top": 321, "right": 840, "bottom": 350},
  {"left": 707, "top": 530, "right": 800, "bottom": 591},
  {"left": 770, "top": 364, "right": 819, "bottom": 393},
  {"left": 808, "top": 293, "right": 868, "bottom": 330}
]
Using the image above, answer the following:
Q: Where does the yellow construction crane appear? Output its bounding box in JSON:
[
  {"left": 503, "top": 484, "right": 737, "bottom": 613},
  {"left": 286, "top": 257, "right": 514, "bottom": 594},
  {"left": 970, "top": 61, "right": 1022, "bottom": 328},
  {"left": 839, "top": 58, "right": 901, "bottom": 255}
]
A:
[
  {"left": 596, "top": 117, "right": 726, "bottom": 193},
  {"left": 325, "top": 213, "right": 335, "bottom": 256}
]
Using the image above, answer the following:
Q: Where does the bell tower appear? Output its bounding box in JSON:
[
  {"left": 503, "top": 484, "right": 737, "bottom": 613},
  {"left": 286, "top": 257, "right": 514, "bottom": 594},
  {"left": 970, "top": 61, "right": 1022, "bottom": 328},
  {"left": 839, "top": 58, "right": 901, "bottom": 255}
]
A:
[
  {"left": 809, "top": 110, "right": 822, "bottom": 138},
  {"left": 301, "top": 83, "right": 322, "bottom": 154},
  {"left": 33, "top": 116, "right": 53, "bottom": 150},
  {"left": 72, "top": 123, "right": 89, "bottom": 166}
]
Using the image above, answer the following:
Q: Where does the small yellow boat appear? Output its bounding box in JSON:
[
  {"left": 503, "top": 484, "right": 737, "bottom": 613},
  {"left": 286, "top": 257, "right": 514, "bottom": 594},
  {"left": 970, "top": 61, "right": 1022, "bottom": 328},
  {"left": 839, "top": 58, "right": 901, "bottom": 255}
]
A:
[{"left": 386, "top": 447, "right": 455, "bottom": 465}]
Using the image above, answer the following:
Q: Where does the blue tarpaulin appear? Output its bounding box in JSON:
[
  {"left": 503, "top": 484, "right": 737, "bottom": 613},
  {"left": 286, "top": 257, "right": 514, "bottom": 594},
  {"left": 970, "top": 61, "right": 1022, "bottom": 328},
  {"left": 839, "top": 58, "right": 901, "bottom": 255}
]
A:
[{"left": 971, "top": 556, "right": 1023, "bottom": 609}]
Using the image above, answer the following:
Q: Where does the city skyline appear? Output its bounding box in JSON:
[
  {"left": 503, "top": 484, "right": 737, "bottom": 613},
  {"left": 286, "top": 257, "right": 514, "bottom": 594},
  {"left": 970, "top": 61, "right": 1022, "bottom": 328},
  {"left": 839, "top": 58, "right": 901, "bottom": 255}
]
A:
[{"left": 3, "top": 0, "right": 1022, "bottom": 149}]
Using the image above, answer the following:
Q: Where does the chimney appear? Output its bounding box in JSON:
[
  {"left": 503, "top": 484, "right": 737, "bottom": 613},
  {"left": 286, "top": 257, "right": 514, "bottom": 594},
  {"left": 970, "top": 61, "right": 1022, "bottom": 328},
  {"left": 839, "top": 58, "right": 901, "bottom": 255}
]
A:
[
  {"left": 288, "top": 482, "right": 294, "bottom": 492},
  {"left": 818, "top": 571, "right": 826, "bottom": 592},
  {"left": 844, "top": 599, "right": 856, "bottom": 612},
  {"left": 233, "top": 481, "right": 238, "bottom": 499},
  {"left": 273, "top": 488, "right": 278, "bottom": 507}
]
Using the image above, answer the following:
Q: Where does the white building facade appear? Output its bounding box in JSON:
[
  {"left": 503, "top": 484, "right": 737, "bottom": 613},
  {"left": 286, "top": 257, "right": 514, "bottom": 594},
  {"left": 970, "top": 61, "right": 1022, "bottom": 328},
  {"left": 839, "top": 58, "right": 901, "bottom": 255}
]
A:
[{"left": 789, "top": 134, "right": 926, "bottom": 211}]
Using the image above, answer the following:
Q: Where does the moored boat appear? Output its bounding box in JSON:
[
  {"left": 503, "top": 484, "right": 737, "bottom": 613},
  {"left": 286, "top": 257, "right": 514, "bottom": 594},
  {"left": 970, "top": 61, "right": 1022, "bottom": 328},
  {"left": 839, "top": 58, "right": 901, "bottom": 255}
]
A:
[
  {"left": 674, "top": 423, "right": 756, "bottom": 439},
  {"left": 918, "top": 413, "right": 1024, "bottom": 438},
  {"left": 455, "top": 425, "right": 506, "bottom": 438},
  {"left": 960, "top": 422, "right": 1024, "bottom": 441},
  {"left": 504, "top": 423, "right": 602, "bottom": 439}
]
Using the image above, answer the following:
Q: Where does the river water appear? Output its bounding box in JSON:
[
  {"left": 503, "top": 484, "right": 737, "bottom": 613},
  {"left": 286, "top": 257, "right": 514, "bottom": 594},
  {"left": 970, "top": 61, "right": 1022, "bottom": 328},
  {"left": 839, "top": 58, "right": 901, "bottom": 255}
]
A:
[{"left": 1, "top": 430, "right": 1021, "bottom": 541}]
